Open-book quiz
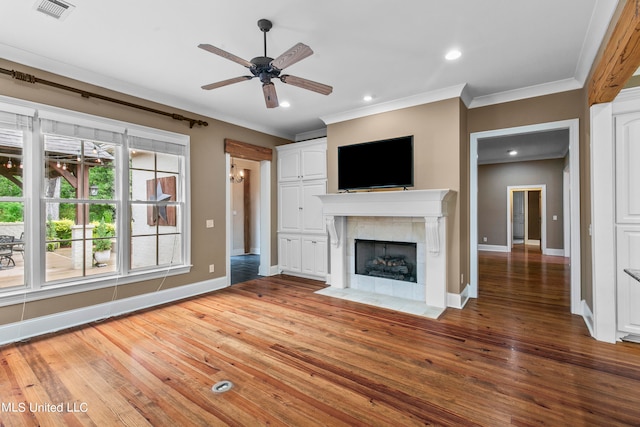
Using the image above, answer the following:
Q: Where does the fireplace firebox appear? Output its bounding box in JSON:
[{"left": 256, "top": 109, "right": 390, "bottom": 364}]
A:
[{"left": 355, "top": 239, "right": 417, "bottom": 283}]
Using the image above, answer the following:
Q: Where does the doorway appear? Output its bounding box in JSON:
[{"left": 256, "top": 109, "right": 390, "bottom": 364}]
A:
[
  {"left": 508, "top": 186, "right": 545, "bottom": 251},
  {"left": 470, "top": 119, "right": 581, "bottom": 314},
  {"left": 230, "top": 157, "right": 261, "bottom": 284},
  {"left": 225, "top": 139, "right": 273, "bottom": 287}
]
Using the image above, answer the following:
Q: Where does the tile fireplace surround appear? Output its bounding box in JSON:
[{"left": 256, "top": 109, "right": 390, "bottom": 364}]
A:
[{"left": 316, "top": 189, "right": 454, "bottom": 318}]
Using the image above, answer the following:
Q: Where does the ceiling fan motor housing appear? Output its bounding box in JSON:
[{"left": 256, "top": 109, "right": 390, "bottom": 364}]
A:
[{"left": 250, "top": 56, "right": 280, "bottom": 84}]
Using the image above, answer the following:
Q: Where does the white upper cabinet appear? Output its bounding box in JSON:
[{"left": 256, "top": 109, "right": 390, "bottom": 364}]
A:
[{"left": 277, "top": 138, "right": 327, "bottom": 182}]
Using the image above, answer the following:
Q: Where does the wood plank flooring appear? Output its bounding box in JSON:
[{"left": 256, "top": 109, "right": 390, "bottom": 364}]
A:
[{"left": 2, "top": 247, "right": 640, "bottom": 426}]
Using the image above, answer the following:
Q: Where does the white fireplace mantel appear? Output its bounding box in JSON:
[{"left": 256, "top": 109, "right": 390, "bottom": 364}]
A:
[
  {"left": 317, "top": 189, "right": 452, "bottom": 218},
  {"left": 316, "top": 189, "right": 455, "bottom": 311}
]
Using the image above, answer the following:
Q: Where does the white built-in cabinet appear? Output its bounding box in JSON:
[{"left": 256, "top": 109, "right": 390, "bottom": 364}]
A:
[
  {"left": 276, "top": 138, "right": 328, "bottom": 280},
  {"left": 615, "top": 112, "right": 640, "bottom": 336}
]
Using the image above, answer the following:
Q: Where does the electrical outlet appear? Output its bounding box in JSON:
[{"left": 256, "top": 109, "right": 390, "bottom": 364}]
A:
[
  {"left": 483, "top": 237, "right": 488, "bottom": 242},
  {"left": 206, "top": 219, "right": 214, "bottom": 228},
  {"left": 209, "top": 264, "right": 215, "bottom": 273}
]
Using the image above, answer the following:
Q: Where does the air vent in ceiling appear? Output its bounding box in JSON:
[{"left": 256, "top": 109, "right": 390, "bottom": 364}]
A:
[{"left": 34, "top": 0, "right": 75, "bottom": 20}]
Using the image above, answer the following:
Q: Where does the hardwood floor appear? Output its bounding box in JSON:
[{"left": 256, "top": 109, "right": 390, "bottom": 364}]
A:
[{"left": 2, "top": 249, "right": 640, "bottom": 426}]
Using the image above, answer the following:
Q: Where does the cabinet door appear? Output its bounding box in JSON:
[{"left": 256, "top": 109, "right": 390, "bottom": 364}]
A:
[
  {"left": 313, "top": 237, "right": 328, "bottom": 277},
  {"left": 279, "top": 235, "right": 301, "bottom": 273},
  {"left": 616, "top": 113, "right": 640, "bottom": 223},
  {"left": 301, "top": 236, "right": 328, "bottom": 277},
  {"left": 301, "top": 145, "right": 327, "bottom": 180},
  {"left": 279, "top": 182, "right": 301, "bottom": 232},
  {"left": 278, "top": 149, "right": 301, "bottom": 181},
  {"left": 617, "top": 226, "right": 640, "bottom": 335},
  {"left": 301, "top": 238, "right": 317, "bottom": 275},
  {"left": 301, "top": 181, "right": 326, "bottom": 233}
]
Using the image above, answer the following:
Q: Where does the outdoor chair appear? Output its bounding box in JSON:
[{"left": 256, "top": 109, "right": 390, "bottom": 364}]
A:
[
  {"left": 0, "top": 235, "right": 15, "bottom": 268},
  {"left": 12, "top": 232, "right": 24, "bottom": 258}
]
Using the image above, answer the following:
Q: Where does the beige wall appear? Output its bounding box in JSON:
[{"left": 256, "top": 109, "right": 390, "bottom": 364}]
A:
[
  {"left": 0, "top": 58, "right": 290, "bottom": 324},
  {"left": 327, "top": 98, "right": 468, "bottom": 294},
  {"left": 478, "top": 159, "right": 565, "bottom": 249}
]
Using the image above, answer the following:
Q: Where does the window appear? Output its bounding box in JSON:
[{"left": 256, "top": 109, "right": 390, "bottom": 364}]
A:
[
  {"left": 0, "top": 99, "right": 190, "bottom": 302},
  {"left": 128, "top": 132, "right": 186, "bottom": 270},
  {"left": 0, "top": 110, "right": 29, "bottom": 291},
  {"left": 43, "top": 134, "right": 118, "bottom": 282}
]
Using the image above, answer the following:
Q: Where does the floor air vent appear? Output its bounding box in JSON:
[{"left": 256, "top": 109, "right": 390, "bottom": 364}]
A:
[{"left": 34, "top": 0, "right": 75, "bottom": 20}]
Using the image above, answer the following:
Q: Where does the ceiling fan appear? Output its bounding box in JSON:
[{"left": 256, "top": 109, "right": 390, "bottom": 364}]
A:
[{"left": 198, "top": 19, "right": 333, "bottom": 108}]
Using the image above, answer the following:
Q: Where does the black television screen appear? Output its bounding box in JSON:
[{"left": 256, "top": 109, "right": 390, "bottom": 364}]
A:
[{"left": 338, "top": 136, "right": 414, "bottom": 191}]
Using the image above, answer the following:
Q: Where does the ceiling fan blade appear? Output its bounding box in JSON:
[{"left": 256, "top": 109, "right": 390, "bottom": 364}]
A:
[
  {"left": 270, "top": 43, "right": 313, "bottom": 70},
  {"left": 201, "top": 76, "right": 253, "bottom": 90},
  {"left": 262, "top": 83, "right": 279, "bottom": 108},
  {"left": 280, "top": 74, "right": 333, "bottom": 95},
  {"left": 198, "top": 43, "right": 253, "bottom": 68}
]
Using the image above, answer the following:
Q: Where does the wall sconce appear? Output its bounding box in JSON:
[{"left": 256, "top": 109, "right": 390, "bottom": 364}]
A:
[{"left": 89, "top": 185, "right": 99, "bottom": 196}]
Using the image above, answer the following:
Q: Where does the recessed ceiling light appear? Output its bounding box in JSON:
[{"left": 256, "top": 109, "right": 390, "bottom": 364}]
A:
[
  {"left": 280, "top": 101, "right": 290, "bottom": 108},
  {"left": 445, "top": 49, "right": 462, "bottom": 61},
  {"left": 508, "top": 150, "right": 518, "bottom": 156},
  {"left": 363, "top": 95, "right": 373, "bottom": 102}
]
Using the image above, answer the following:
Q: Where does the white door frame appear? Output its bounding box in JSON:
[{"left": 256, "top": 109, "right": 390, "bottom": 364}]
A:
[
  {"left": 590, "top": 86, "right": 640, "bottom": 343},
  {"left": 470, "top": 119, "right": 580, "bottom": 314},
  {"left": 507, "top": 185, "right": 546, "bottom": 251},
  {"left": 226, "top": 153, "right": 272, "bottom": 285}
]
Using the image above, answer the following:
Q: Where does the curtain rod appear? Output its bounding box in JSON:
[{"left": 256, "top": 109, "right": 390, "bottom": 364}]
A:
[{"left": 0, "top": 67, "right": 208, "bottom": 129}]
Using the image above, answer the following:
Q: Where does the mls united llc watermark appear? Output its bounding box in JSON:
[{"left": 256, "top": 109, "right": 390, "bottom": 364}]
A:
[{"left": 1, "top": 401, "right": 88, "bottom": 413}]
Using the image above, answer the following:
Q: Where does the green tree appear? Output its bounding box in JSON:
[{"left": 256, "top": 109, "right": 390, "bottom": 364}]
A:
[{"left": 0, "top": 175, "right": 23, "bottom": 222}]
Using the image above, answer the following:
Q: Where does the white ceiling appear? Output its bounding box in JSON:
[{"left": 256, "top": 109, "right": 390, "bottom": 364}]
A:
[
  {"left": 477, "top": 129, "right": 569, "bottom": 165},
  {"left": 0, "top": 0, "right": 619, "bottom": 140}
]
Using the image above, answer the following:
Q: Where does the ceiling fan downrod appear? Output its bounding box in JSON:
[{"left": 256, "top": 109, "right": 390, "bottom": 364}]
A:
[{"left": 257, "top": 19, "right": 272, "bottom": 57}]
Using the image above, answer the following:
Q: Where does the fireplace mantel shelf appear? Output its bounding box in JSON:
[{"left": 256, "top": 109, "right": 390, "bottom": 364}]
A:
[{"left": 317, "top": 189, "right": 454, "bottom": 218}]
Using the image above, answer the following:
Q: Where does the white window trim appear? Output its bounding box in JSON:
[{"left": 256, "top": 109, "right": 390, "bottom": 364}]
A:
[{"left": 0, "top": 95, "right": 191, "bottom": 307}]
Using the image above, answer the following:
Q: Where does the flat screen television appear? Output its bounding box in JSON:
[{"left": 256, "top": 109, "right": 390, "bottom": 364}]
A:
[{"left": 338, "top": 135, "right": 414, "bottom": 191}]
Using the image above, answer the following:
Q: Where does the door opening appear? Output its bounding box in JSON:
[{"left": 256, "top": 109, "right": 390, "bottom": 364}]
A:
[
  {"left": 470, "top": 119, "right": 581, "bottom": 315},
  {"left": 509, "top": 187, "right": 543, "bottom": 250}
]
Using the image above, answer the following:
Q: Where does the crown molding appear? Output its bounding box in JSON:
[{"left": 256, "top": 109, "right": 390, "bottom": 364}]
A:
[
  {"left": 468, "top": 78, "right": 582, "bottom": 109},
  {"left": 320, "top": 84, "right": 469, "bottom": 125}
]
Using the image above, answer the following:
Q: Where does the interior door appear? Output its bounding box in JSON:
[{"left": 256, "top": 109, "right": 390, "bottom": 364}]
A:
[
  {"left": 527, "top": 190, "right": 541, "bottom": 242},
  {"left": 513, "top": 191, "right": 525, "bottom": 242}
]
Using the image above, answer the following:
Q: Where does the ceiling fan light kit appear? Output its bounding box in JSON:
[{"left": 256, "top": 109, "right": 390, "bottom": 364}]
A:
[{"left": 199, "top": 19, "right": 332, "bottom": 108}]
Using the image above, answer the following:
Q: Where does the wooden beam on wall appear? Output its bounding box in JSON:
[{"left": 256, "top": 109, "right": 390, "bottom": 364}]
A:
[
  {"left": 589, "top": 0, "right": 640, "bottom": 105},
  {"left": 225, "top": 139, "right": 272, "bottom": 162}
]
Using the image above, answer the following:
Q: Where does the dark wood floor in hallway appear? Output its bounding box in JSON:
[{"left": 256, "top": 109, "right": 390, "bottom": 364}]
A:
[{"left": 1, "top": 248, "right": 640, "bottom": 426}]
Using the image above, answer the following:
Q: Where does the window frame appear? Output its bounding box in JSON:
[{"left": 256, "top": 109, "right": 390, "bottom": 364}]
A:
[{"left": 0, "top": 96, "right": 191, "bottom": 307}]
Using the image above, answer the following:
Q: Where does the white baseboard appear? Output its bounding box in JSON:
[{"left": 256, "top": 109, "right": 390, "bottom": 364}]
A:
[
  {"left": 581, "top": 299, "right": 595, "bottom": 339},
  {"left": 0, "top": 276, "right": 228, "bottom": 346},
  {"left": 478, "top": 244, "right": 509, "bottom": 252},
  {"left": 447, "top": 284, "right": 470, "bottom": 309},
  {"left": 543, "top": 248, "right": 565, "bottom": 257}
]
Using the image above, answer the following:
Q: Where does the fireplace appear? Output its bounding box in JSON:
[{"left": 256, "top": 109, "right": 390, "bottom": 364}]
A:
[
  {"left": 316, "top": 189, "right": 454, "bottom": 315},
  {"left": 355, "top": 239, "right": 417, "bottom": 283}
]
